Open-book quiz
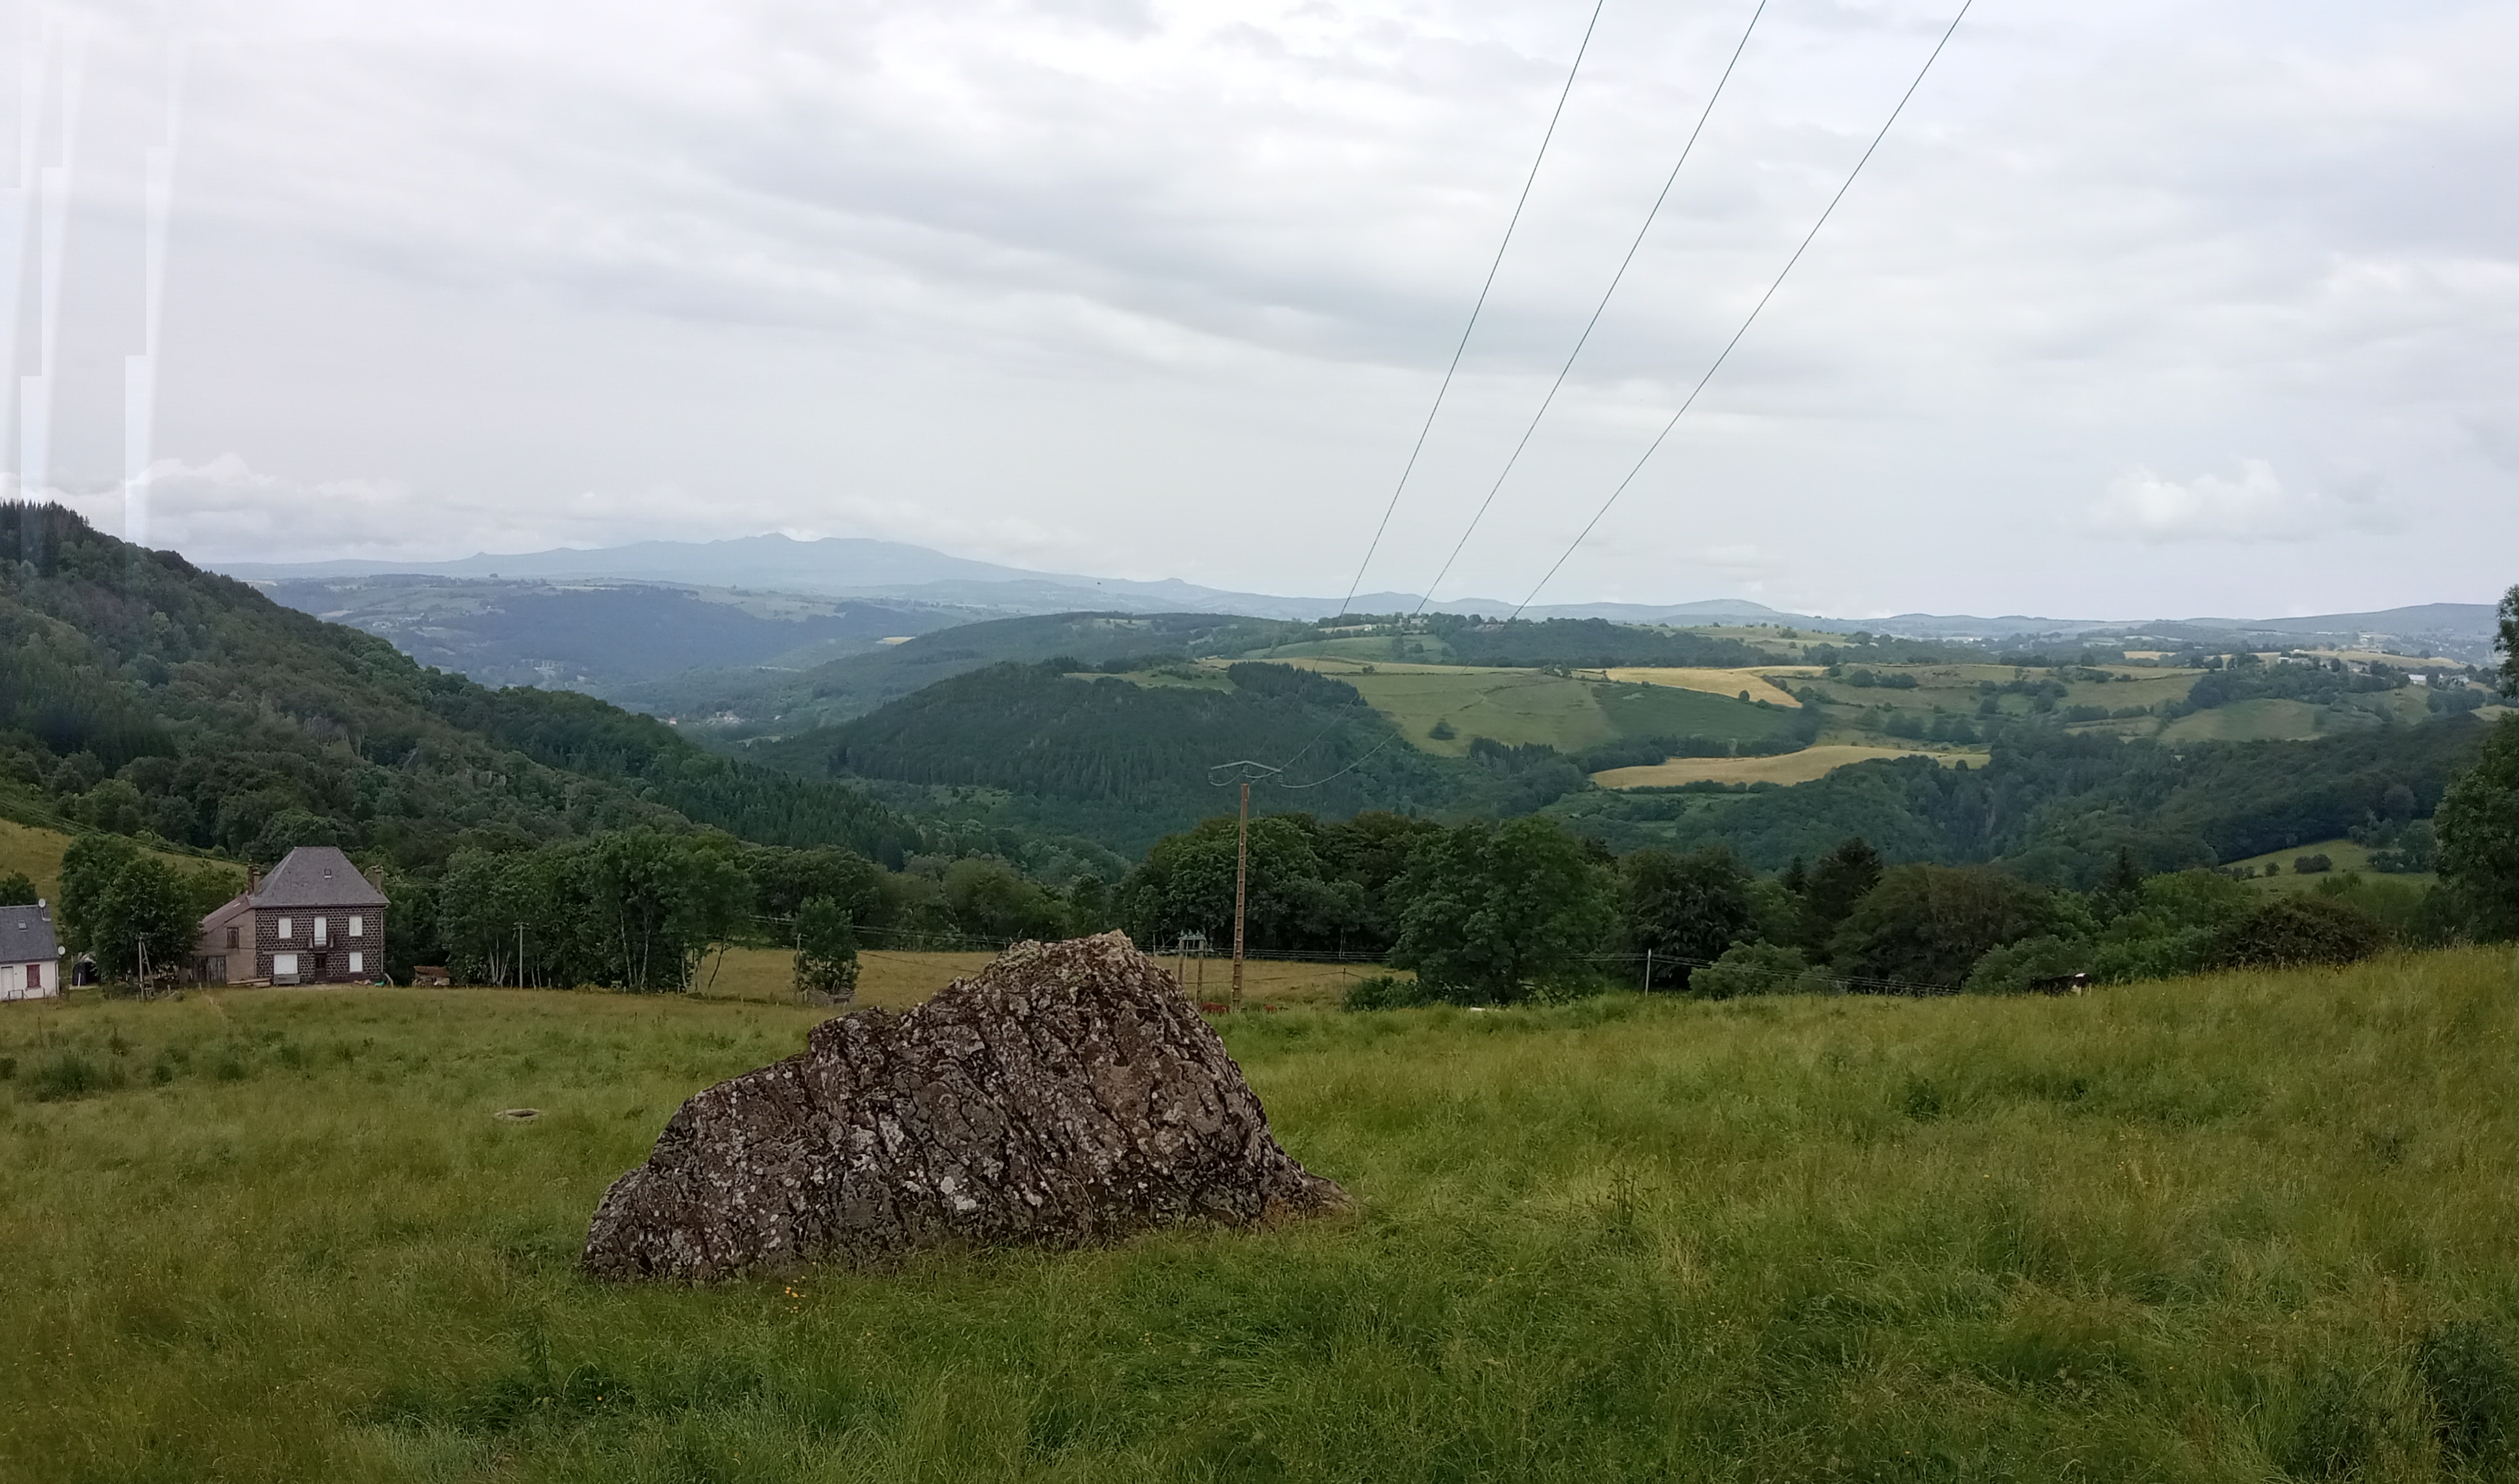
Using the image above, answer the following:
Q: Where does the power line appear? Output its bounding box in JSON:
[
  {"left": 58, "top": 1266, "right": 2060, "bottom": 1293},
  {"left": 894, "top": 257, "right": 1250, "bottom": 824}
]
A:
[
  {"left": 1509, "top": 0, "right": 1975, "bottom": 619},
  {"left": 1408, "top": 0, "right": 1768, "bottom": 619},
  {"left": 1335, "top": 0, "right": 1608, "bottom": 619}
]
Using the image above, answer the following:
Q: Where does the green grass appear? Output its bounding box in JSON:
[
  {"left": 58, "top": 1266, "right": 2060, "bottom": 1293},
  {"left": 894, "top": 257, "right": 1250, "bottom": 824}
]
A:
[
  {"left": 10, "top": 950, "right": 2519, "bottom": 1480},
  {"left": 0, "top": 809, "right": 244, "bottom": 903},
  {"left": 2216, "top": 837, "right": 2439, "bottom": 893},
  {"left": 1256, "top": 661, "right": 1793, "bottom": 757}
]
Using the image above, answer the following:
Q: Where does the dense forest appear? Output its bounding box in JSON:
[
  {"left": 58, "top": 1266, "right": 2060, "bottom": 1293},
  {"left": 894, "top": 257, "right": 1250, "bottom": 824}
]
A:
[
  {"left": 767, "top": 659, "right": 1461, "bottom": 854},
  {"left": 1552, "top": 718, "right": 2493, "bottom": 884},
  {"left": 623, "top": 609, "right": 1318, "bottom": 735}
]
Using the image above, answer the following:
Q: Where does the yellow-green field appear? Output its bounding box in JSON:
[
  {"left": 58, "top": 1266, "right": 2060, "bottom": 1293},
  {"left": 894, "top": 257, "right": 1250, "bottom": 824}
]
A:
[
  {"left": 0, "top": 813, "right": 242, "bottom": 903},
  {"left": 1265, "top": 658, "right": 1790, "bottom": 758},
  {"left": 8, "top": 948, "right": 2519, "bottom": 1479},
  {"left": 1596, "top": 667, "right": 1810, "bottom": 707},
  {"left": 1592, "top": 743, "right": 1983, "bottom": 789},
  {"left": 2215, "top": 839, "right": 2438, "bottom": 893}
]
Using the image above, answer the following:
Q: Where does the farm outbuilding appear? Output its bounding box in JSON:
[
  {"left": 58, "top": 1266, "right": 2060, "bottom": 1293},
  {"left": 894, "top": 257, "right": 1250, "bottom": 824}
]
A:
[
  {"left": 195, "top": 847, "right": 389, "bottom": 986},
  {"left": 0, "top": 900, "right": 61, "bottom": 1001}
]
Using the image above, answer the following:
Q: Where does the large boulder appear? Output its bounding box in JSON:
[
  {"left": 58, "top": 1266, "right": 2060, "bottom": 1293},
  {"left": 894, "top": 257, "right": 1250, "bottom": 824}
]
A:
[{"left": 583, "top": 932, "right": 1347, "bottom": 1280}]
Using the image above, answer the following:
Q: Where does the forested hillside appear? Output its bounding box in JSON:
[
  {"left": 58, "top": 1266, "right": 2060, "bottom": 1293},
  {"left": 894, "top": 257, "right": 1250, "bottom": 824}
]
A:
[
  {"left": 621, "top": 609, "right": 1314, "bottom": 736},
  {"left": 259, "top": 575, "right": 967, "bottom": 694},
  {"left": 1552, "top": 719, "right": 2492, "bottom": 884},
  {"left": 0, "top": 504, "right": 924, "bottom": 869},
  {"left": 768, "top": 659, "right": 1471, "bottom": 853}
]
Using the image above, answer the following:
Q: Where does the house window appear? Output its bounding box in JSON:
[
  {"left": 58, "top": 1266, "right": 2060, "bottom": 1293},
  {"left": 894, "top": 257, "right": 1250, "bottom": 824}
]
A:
[
  {"left": 225, "top": 926, "right": 239, "bottom": 950},
  {"left": 273, "top": 952, "right": 299, "bottom": 978},
  {"left": 278, "top": 917, "right": 294, "bottom": 939},
  {"left": 349, "top": 916, "right": 364, "bottom": 939},
  {"left": 314, "top": 917, "right": 329, "bottom": 947},
  {"left": 349, "top": 952, "right": 365, "bottom": 975}
]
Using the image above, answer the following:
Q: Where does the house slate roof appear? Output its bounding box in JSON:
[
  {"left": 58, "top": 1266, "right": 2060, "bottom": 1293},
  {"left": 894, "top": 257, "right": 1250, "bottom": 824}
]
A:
[
  {"left": 198, "top": 892, "right": 253, "bottom": 941},
  {"left": 3, "top": 902, "right": 60, "bottom": 963},
  {"left": 250, "top": 847, "right": 389, "bottom": 910}
]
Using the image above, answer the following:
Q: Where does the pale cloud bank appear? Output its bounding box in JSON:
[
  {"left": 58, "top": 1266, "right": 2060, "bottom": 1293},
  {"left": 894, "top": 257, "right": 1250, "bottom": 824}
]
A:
[
  {"left": 12, "top": 0, "right": 2518, "bottom": 613},
  {"left": 2083, "top": 460, "right": 2401, "bottom": 546}
]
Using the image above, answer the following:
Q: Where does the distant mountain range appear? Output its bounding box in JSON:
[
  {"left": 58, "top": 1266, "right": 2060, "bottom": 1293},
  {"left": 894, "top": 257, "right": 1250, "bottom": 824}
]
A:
[{"left": 218, "top": 532, "right": 2505, "bottom": 658}]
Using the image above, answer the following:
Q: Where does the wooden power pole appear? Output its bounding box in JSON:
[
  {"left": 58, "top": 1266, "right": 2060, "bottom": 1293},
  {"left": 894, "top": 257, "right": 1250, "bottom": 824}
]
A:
[
  {"left": 1205, "top": 758, "right": 1281, "bottom": 1016},
  {"left": 1231, "top": 780, "right": 1250, "bottom": 1014}
]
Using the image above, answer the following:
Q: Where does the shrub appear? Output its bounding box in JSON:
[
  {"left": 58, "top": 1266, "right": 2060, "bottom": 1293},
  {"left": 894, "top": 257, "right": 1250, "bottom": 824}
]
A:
[
  {"left": 2294, "top": 854, "right": 2334, "bottom": 875},
  {"left": 29, "top": 1051, "right": 120, "bottom": 1102},
  {"left": 1341, "top": 974, "right": 1431, "bottom": 1011},
  {"left": 2208, "top": 895, "right": 2388, "bottom": 970},
  {"left": 1691, "top": 942, "right": 1824, "bottom": 998},
  {"left": 792, "top": 897, "right": 861, "bottom": 1003},
  {"left": 1961, "top": 935, "right": 2089, "bottom": 994}
]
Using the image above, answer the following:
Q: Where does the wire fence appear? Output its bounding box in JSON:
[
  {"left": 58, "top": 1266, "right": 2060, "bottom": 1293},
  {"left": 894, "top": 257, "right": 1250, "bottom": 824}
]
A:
[{"left": 804, "top": 919, "right": 1983, "bottom": 1001}]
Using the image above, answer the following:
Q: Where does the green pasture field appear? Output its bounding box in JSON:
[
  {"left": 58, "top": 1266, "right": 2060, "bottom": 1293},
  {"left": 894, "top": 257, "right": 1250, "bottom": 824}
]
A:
[
  {"left": 0, "top": 812, "right": 244, "bottom": 903},
  {"left": 1239, "top": 633, "right": 1459, "bottom": 665},
  {"left": 2214, "top": 838, "right": 2439, "bottom": 894},
  {"left": 1792, "top": 663, "right": 2203, "bottom": 720},
  {"left": 10, "top": 948, "right": 2519, "bottom": 1481},
  {"left": 1263, "top": 659, "right": 1793, "bottom": 758},
  {"left": 2160, "top": 699, "right": 2338, "bottom": 743}
]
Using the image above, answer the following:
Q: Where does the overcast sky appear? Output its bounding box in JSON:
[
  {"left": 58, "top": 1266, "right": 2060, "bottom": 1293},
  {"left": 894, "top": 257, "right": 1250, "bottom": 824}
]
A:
[{"left": 19, "top": 0, "right": 2519, "bottom": 617}]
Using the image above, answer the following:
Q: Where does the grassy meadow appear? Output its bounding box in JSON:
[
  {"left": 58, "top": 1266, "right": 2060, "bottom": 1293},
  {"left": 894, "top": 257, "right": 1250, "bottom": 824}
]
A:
[
  {"left": 0, "top": 813, "right": 243, "bottom": 903},
  {"left": 1260, "top": 658, "right": 1793, "bottom": 758},
  {"left": 10, "top": 946, "right": 2519, "bottom": 1480},
  {"left": 694, "top": 947, "right": 1385, "bottom": 1012}
]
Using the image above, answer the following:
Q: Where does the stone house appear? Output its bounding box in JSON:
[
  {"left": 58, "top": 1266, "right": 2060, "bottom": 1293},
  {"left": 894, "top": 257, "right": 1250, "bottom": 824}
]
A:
[
  {"left": 1, "top": 900, "right": 61, "bottom": 1000},
  {"left": 195, "top": 846, "right": 389, "bottom": 986}
]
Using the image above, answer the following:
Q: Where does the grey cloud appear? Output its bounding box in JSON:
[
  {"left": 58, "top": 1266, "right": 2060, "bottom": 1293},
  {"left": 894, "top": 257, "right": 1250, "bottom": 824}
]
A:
[{"left": 16, "top": 0, "right": 2516, "bottom": 613}]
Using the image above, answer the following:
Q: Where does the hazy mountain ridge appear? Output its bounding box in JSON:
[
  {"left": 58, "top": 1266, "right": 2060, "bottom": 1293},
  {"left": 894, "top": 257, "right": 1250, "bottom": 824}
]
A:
[{"left": 218, "top": 533, "right": 2503, "bottom": 656}]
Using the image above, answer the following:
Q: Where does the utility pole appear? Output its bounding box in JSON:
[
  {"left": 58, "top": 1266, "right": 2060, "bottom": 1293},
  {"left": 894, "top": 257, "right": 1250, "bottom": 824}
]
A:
[
  {"left": 1206, "top": 758, "right": 1284, "bottom": 1016},
  {"left": 1232, "top": 780, "right": 1250, "bottom": 1014}
]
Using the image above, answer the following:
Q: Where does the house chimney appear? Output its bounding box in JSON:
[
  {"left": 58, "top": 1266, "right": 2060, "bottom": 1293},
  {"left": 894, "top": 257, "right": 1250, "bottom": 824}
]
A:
[{"left": 248, "top": 865, "right": 261, "bottom": 897}]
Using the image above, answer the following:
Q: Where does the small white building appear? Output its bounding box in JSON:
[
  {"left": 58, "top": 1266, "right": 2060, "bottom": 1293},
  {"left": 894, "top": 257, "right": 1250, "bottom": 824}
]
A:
[{"left": 0, "top": 900, "right": 62, "bottom": 1001}]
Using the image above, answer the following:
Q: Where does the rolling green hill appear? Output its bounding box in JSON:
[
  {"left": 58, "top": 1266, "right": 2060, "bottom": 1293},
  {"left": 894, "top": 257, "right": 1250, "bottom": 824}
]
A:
[
  {"left": 1548, "top": 716, "right": 2492, "bottom": 884},
  {"left": 1265, "top": 659, "right": 1802, "bottom": 758},
  {"left": 259, "top": 575, "right": 971, "bottom": 695},
  {"left": 755, "top": 660, "right": 1471, "bottom": 854},
  {"left": 0, "top": 504, "right": 926, "bottom": 870},
  {"left": 619, "top": 610, "right": 1314, "bottom": 737}
]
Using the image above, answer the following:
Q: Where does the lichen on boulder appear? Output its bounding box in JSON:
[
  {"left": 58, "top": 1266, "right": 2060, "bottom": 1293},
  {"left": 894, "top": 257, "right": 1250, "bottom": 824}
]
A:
[{"left": 583, "top": 931, "right": 1347, "bottom": 1281}]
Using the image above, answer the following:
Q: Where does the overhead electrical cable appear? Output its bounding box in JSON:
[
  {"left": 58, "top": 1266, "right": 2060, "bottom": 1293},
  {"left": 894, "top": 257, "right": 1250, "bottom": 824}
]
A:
[
  {"left": 1508, "top": 0, "right": 1974, "bottom": 619},
  {"left": 1334, "top": 0, "right": 1607, "bottom": 620},
  {"left": 1408, "top": 0, "right": 1768, "bottom": 620}
]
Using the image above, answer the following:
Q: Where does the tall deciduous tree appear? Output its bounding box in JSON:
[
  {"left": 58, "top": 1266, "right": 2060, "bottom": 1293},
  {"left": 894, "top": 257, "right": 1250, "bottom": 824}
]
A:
[
  {"left": 1390, "top": 817, "right": 1616, "bottom": 1003},
  {"left": 1830, "top": 864, "right": 2058, "bottom": 991},
  {"left": 792, "top": 896, "right": 860, "bottom": 1002},
  {"left": 2437, "top": 713, "right": 2519, "bottom": 941},
  {"left": 87, "top": 856, "right": 197, "bottom": 983},
  {"left": 1802, "top": 837, "right": 1884, "bottom": 952},
  {"left": 1621, "top": 845, "right": 1755, "bottom": 990},
  {"left": 2497, "top": 584, "right": 2519, "bottom": 695}
]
